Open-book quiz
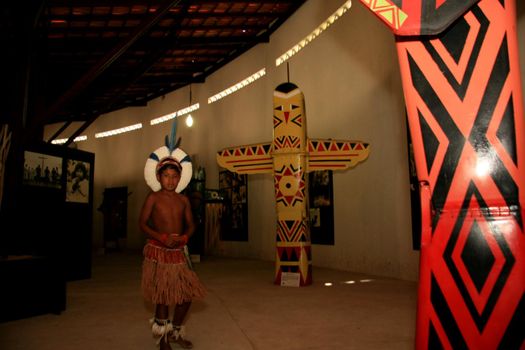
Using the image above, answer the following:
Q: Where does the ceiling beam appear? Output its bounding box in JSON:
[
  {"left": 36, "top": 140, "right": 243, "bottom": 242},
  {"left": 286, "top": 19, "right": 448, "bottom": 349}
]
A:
[
  {"left": 44, "top": 13, "right": 281, "bottom": 22},
  {"left": 44, "top": 23, "right": 269, "bottom": 34},
  {"left": 44, "top": 33, "right": 270, "bottom": 50},
  {"left": 28, "top": 0, "right": 185, "bottom": 141},
  {"left": 60, "top": 2, "right": 191, "bottom": 135},
  {"left": 46, "top": 0, "right": 296, "bottom": 6},
  {"left": 46, "top": 120, "right": 72, "bottom": 143}
]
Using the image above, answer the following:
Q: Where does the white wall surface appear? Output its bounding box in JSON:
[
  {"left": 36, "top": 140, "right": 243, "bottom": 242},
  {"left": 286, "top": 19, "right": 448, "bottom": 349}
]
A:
[{"left": 45, "top": 0, "right": 525, "bottom": 282}]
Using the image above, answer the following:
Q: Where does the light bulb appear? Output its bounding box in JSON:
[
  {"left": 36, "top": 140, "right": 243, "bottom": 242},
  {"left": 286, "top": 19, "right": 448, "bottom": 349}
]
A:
[{"left": 185, "top": 114, "right": 194, "bottom": 127}]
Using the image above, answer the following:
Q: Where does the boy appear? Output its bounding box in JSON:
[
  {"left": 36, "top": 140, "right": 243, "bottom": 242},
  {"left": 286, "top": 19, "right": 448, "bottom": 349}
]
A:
[{"left": 140, "top": 157, "right": 206, "bottom": 350}]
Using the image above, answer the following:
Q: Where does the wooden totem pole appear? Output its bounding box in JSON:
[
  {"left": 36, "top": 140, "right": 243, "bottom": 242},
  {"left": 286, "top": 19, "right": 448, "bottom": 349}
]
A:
[{"left": 217, "top": 82, "right": 369, "bottom": 286}]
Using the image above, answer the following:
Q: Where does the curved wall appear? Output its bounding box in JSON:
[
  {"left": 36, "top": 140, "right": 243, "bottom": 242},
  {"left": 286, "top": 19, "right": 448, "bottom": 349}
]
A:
[{"left": 45, "top": 0, "right": 525, "bottom": 281}]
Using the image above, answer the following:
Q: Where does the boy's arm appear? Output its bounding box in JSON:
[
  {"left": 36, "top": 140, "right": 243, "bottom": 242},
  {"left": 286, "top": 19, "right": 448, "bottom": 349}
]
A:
[{"left": 182, "top": 195, "right": 196, "bottom": 239}]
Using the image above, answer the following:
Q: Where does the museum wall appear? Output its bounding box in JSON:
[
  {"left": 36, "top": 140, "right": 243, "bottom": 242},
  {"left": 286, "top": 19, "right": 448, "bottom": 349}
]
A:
[{"left": 45, "top": 0, "right": 525, "bottom": 282}]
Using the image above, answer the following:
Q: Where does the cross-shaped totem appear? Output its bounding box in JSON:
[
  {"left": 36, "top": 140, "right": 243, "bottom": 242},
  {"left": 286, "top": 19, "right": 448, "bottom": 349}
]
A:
[{"left": 217, "top": 82, "right": 370, "bottom": 286}]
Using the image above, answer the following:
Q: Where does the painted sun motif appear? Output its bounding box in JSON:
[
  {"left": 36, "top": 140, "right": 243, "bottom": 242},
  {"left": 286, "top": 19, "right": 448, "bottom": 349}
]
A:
[{"left": 274, "top": 163, "right": 306, "bottom": 207}]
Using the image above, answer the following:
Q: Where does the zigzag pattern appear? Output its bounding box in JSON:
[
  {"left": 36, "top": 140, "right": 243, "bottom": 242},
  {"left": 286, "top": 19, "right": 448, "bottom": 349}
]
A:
[
  {"left": 218, "top": 143, "right": 272, "bottom": 158},
  {"left": 274, "top": 135, "right": 301, "bottom": 149},
  {"left": 307, "top": 139, "right": 370, "bottom": 170},
  {"left": 276, "top": 220, "right": 308, "bottom": 242},
  {"left": 308, "top": 139, "right": 368, "bottom": 152},
  {"left": 359, "top": 0, "right": 408, "bottom": 30},
  {"left": 216, "top": 143, "right": 273, "bottom": 173},
  {"left": 359, "top": 0, "right": 483, "bottom": 36}
]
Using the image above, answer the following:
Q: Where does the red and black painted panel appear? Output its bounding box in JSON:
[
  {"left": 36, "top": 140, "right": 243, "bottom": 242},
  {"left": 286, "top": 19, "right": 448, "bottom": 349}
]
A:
[{"left": 360, "top": 0, "right": 524, "bottom": 348}]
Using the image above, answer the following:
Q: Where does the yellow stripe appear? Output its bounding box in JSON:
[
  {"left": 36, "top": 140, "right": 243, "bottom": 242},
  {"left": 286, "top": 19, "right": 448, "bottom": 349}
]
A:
[{"left": 276, "top": 242, "right": 311, "bottom": 247}]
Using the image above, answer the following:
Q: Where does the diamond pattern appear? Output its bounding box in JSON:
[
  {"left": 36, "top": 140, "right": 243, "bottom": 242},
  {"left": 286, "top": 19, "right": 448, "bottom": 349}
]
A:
[{"left": 460, "top": 221, "right": 495, "bottom": 293}]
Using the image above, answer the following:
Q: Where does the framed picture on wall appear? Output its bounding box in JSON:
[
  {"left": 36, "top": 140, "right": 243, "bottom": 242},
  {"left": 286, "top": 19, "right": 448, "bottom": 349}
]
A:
[
  {"left": 66, "top": 159, "right": 91, "bottom": 203},
  {"left": 308, "top": 170, "right": 335, "bottom": 245},
  {"left": 219, "top": 170, "right": 248, "bottom": 241},
  {"left": 23, "top": 151, "right": 63, "bottom": 189}
]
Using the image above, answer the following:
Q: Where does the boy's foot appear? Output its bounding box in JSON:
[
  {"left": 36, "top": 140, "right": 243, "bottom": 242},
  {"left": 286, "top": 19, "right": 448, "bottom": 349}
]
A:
[
  {"left": 159, "top": 339, "right": 172, "bottom": 350},
  {"left": 168, "top": 326, "right": 193, "bottom": 349},
  {"left": 169, "top": 335, "right": 193, "bottom": 349}
]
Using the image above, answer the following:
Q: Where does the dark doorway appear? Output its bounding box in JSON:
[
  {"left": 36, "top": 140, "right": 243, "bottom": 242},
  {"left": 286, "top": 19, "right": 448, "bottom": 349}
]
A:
[{"left": 98, "top": 187, "right": 128, "bottom": 251}]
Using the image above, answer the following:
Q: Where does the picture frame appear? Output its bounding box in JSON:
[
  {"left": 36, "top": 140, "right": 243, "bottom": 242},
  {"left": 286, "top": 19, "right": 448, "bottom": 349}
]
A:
[
  {"left": 65, "top": 159, "right": 91, "bottom": 203},
  {"left": 308, "top": 170, "right": 335, "bottom": 245},
  {"left": 23, "top": 151, "right": 63, "bottom": 189}
]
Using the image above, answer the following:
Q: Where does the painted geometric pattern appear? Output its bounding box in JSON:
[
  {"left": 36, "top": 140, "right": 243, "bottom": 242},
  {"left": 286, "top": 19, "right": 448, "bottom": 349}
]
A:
[
  {"left": 274, "top": 135, "right": 301, "bottom": 149},
  {"left": 359, "top": 0, "right": 481, "bottom": 36},
  {"left": 217, "top": 82, "right": 369, "bottom": 287},
  {"left": 216, "top": 142, "right": 273, "bottom": 174},
  {"left": 397, "top": 0, "right": 525, "bottom": 348},
  {"left": 274, "top": 163, "right": 306, "bottom": 207},
  {"left": 273, "top": 112, "right": 303, "bottom": 129},
  {"left": 359, "top": 0, "right": 408, "bottom": 32},
  {"left": 276, "top": 219, "right": 308, "bottom": 242},
  {"left": 273, "top": 86, "right": 305, "bottom": 152},
  {"left": 275, "top": 243, "right": 312, "bottom": 286},
  {"left": 307, "top": 139, "right": 370, "bottom": 171}
]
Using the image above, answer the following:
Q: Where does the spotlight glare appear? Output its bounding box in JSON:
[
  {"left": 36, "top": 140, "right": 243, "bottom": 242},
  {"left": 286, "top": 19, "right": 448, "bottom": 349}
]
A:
[{"left": 476, "top": 159, "right": 491, "bottom": 177}]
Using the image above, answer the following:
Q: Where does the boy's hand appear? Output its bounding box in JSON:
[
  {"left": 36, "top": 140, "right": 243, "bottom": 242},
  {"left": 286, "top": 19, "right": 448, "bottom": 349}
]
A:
[
  {"left": 169, "top": 234, "right": 188, "bottom": 248},
  {"left": 164, "top": 234, "right": 177, "bottom": 248},
  {"left": 158, "top": 233, "right": 174, "bottom": 247}
]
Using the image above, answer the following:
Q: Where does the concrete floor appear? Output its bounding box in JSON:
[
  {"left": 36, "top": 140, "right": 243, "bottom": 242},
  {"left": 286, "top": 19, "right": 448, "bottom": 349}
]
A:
[{"left": 0, "top": 251, "right": 417, "bottom": 349}]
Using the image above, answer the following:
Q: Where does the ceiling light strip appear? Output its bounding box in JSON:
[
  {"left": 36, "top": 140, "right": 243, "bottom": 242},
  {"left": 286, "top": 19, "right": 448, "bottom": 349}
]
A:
[
  {"left": 150, "top": 103, "right": 200, "bottom": 126},
  {"left": 150, "top": 112, "right": 177, "bottom": 126},
  {"left": 51, "top": 135, "right": 88, "bottom": 144},
  {"left": 275, "top": 0, "right": 352, "bottom": 67},
  {"left": 208, "top": 68, "right": 266, "bottom": 104},
  {"left": 177, "top": 102, "right": 200, "bottom": 117},
  {"left": 95, "top": 123, "right": 143, "bottom": 138}
]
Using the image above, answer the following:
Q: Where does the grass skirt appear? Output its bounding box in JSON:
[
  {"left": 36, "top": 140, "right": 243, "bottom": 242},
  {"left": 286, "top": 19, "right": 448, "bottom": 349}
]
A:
[{"left": 142, "top": 243, "right": 206, "bottom": 305}]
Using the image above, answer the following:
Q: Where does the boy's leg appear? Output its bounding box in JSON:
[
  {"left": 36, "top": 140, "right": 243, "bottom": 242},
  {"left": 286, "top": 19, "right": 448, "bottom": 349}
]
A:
[
  {"left": 170, "top": 301, "right": 193, "bottom": 349},
  {"left": 152, "top": 304, "right": 172, "bottom": 350},
  {"left": 173, "top": 301, "right": 191, "bottom": 325},
  {"left": 156, "top": 304, "right": 170, "bottom": 319}
]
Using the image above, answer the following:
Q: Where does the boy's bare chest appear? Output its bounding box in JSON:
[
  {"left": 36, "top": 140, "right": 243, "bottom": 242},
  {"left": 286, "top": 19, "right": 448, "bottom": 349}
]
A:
[
  {"left": 156, "top": 196, "right": 185, "bottom": 214},
  {"left": 151, "top": 196, "right": 186, "bottom": 232}
]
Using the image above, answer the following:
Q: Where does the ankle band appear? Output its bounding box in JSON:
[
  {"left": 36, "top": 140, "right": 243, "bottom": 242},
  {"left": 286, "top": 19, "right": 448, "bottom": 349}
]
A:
[{"left": 150, "top": 318, "right": 173, "bottom": 344}]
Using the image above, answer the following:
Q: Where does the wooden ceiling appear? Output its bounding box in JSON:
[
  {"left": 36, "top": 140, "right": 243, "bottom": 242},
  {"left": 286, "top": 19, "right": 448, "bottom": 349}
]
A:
[{"left": 1, "top": 0, "right": 306, "bottom": 142}]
